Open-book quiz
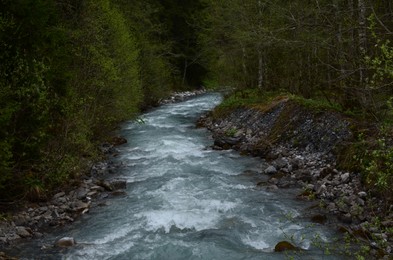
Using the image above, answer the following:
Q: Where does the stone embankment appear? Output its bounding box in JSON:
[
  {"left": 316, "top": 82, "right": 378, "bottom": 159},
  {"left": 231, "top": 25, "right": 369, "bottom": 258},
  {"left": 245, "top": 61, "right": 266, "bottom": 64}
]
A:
[
  {"left": 198, "top": 98, "right": 392, "bottom": 257},
  {"left": 0, "top": 138, "right": 127, "bottom": 250}
]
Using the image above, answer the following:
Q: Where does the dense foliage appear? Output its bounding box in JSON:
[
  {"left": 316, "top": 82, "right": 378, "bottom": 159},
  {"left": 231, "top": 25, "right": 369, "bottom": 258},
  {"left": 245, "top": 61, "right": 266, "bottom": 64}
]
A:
[{"left": 0, "top": 0, "right": 205, "bottom": 201}]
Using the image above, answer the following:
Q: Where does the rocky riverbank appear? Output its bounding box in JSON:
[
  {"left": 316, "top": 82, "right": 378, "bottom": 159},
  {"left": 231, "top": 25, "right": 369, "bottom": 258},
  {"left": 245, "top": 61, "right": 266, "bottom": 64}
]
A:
[
  {"left": 159, "top": 89, "right": 206, "bottom": 105},
  {"left": 198, "top": 97, "right": 392, "bottom": 258},
  {"left": 0, "top": 138, "right": 128, "bottom": 253}
]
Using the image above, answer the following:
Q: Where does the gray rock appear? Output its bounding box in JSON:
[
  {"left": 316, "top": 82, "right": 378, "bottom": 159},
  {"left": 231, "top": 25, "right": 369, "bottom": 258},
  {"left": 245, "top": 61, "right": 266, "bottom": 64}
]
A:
[
  {"left": 327, "top": 203, "right": 337, "bottom": 212},
  {"left": 71, "top": 200, "right": 90, "bottom": 212},
  {"left": 55, "top": 237, "right": 76, "bottom": 247},
  {"left": 53, "top": 192, "right": 65, "bottom": 200},
  {"left": 266, "top": 185, "right": 279, "bottom": 191},
  {"left": 75, "top": 187, "right": 89, "bottom": 200},
  {"left": 358, "top": 191, "right": 367, "bottom": 198},
  {"left": 109, "top": 179, "right": 127, "bottom": 190},
  {"left": 264, "top": 166, "right": 277, "bottom": 175},
  {"left": 16, "top": 226, "right": 31, "bottom": 238},
  {"left": 272, "top": 158, "right": 287, "bottom": 169},
  {"left": 341, "top": 172, "right": 350, "bottom": 183}
]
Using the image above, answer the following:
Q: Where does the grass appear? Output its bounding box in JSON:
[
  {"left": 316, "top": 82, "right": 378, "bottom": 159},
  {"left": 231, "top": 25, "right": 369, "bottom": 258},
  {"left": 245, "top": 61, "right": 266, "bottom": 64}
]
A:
[{"left": 215, "top": 88, "right": 344, "bottom": 114}]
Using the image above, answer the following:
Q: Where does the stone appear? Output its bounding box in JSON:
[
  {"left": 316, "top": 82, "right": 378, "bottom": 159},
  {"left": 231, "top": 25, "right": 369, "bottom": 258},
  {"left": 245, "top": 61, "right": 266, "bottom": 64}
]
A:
[
  {"left": 311, "top": 214, "right": 327, "bottom": 224},
  {"left": 110, "top": 191, "right": 127, "bottom": 196},
  {"left": 109, "top": 179, "right": 127, "bottom": 190},
  {"left": 272, "top": 158, "right": 287, "bottom": 169},
  {"left": 97, "top": 180, "right": 114, "bottom": 191},
  {"left": 358, "top": 191, "right": 367, "bottom": 198},
  {"left": 111, "top": 136, "right": 127, "bottom": 146},
  {"left": 341, "top": 172, "right": 350, "bottom": 183},
  {"left": 294, "top": 169, "right": 312, "bottom": 182},
  {"left": 71, "top": 200, "right": 90, "bottom": 212},
  {"left": 75, "top": 187, "right": 89, "bottom": 200},
  {"left": 327, "top": 202, "right": 337, "bottom": 212},
  {"left": 16, "top": 226, "right": 31, "bottom": 238},
  {"left": 97, "top": 179, "right": 127, "bottom": 191},
  {"left": 339, "top": 213, "right": 353, "bottom": 224},
  {"left": 55, "top": 237, "right": 76, "bottom": 247},
  {"left": 53, "top": 192, "right": 65, "bottom": 200},
  {"left": 264, "top": 166, "right": 277, "bottom": 175},
  {"left": 306, "top": 184, "right": 314, "bottom": 190},
  {"left": 274, "top": 241, "right": 299, "bottom": 252},
  {"left": 266, "top": 185, "right": 279, "bottom": 191},
  {"left": 90, "top": 185, "right": 105, "bottom": 192}
]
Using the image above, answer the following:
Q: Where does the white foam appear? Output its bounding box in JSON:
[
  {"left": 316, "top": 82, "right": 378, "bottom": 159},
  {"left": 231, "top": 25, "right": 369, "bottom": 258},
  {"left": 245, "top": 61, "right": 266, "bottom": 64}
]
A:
[
  {"left": 242, "top": 235, "right": 270, "bottom": 250},
  {"left": 137, "top": 209, "right": 219, "bottom": 233}
]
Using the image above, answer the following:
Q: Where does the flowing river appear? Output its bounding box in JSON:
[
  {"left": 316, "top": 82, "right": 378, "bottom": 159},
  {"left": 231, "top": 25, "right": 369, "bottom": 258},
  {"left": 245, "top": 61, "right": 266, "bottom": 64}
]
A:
[{"left": 10, "top": 93, "right": 344, "bottom": 259}]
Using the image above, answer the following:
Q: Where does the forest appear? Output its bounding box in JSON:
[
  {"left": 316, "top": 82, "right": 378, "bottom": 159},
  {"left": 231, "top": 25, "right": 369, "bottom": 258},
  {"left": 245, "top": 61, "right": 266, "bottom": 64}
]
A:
[{"left": 0, "top": 0, "right": 392, "bottom": 201}]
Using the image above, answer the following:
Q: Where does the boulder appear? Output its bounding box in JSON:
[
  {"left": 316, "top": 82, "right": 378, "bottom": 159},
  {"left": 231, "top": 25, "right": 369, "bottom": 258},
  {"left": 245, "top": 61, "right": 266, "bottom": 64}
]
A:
[
  {"left": 55, "top": 237, "right": 76, "bottom": 248},
  {"left": 274, "top": 241, "right": 299, "bottom": 252}
]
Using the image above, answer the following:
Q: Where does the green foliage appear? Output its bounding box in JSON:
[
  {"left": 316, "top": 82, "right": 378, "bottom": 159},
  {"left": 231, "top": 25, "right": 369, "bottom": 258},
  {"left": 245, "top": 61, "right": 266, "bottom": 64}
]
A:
[
  {"left": 225, "top": 128, "right": 237, "bottom": 137},
  {"left": 0, "top": 0, "right": 181, "bottom": 201},
  {"left": 357, "top": 130, "right": 393, "bottom": 194}
]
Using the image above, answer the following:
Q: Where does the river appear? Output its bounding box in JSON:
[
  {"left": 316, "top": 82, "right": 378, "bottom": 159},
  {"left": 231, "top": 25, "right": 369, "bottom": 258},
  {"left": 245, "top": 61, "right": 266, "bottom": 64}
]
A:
[{"left": 10, "top": 93, "right": 344, "bottom": 259}]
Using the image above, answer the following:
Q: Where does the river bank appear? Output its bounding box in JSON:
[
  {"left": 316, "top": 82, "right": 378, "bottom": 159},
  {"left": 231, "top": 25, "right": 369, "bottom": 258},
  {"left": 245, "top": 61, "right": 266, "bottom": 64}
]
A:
[
  {"left": 197, "top": 97, "right": 392, "bottom": 258},
  {"left": 0, "top": 140, "right": 127, "bottom": 250}
]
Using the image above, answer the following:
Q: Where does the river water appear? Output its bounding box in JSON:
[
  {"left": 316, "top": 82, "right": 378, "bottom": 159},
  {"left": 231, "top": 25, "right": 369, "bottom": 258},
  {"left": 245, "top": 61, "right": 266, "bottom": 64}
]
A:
[{"left": 10, "top": 93, "right": 344, "bottom": 259}]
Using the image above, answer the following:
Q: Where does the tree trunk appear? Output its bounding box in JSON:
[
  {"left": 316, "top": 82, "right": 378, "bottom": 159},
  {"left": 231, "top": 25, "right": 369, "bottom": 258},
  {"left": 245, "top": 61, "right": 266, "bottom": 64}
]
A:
[{"left": 258, "top": 47, "right": 263, "bottom": 90}]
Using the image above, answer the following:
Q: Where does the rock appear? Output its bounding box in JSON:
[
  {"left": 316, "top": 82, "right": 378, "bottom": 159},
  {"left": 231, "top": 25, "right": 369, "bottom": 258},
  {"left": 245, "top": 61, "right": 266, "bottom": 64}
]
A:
[
  {"left": 341, "top": 172, "right": 350, "bottom": 183},
  {"left": 97, "top": 180, "right": 114, "bottom": 191},
  {"left": 264, "top": 166, "right": 277, "bottom": 175},
  {"left": 55, "top": 237, "right": 76, "bottom": 248},
  {"left": 274, "top": 241, "right": 299, "bottom": 252},
  {"left": 214, "top": 136, "right": 241, "bottom": 147},
  {"left": 358, "top": 191, "right": 367, "bottom": 198},
  {"left": 306, "top": 184, "right": 314, "bottom": 190},
  {"left": 266, "top": 185, "right": 279, "bottom": 191},
  {"left": 327, "top": 203, "right": 337, "bottom": 212},
  {"left": 53, "top": 192, "right": 65, "bottom": 200},
  {"left": 13, "top": 214, "right": 28, "bottom": 226},
  {"left": 71, "top": 200, "right": 90, "bottom": 213},
  {"left": 339, "top": 213, "right": 353, "bottom": 224},
  {"left": 109, "top": 179, "right": 127, "bottom": 190},
  {"left": 90, "top": 185, "right": 105, "bottom": 192},
  {"left": 110, "top": 190, "right": 127, "bottom": 196},
  {"left": 272, "top": 158, "right": 287, "bottom": 170},
  {"left": 111, "top": 136, "right": 127, "bottom": 146},
  {"left": 294, "top": 169, "right": 312, "bottom": 182},
  {"left": 75, "top": 187, "right": 89, "bottom": 200},
  {"left": 16, "top": 226, "right": 31, "bottom": 238},
  {"left": 97, "top": 179, "right": 127, "bottom": 191},
  {"left": 311, "top": 214, "right": 327, "bottom": 224},
  {"left": 0, "top": 252, "right": 18, "bottom": 260}
]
